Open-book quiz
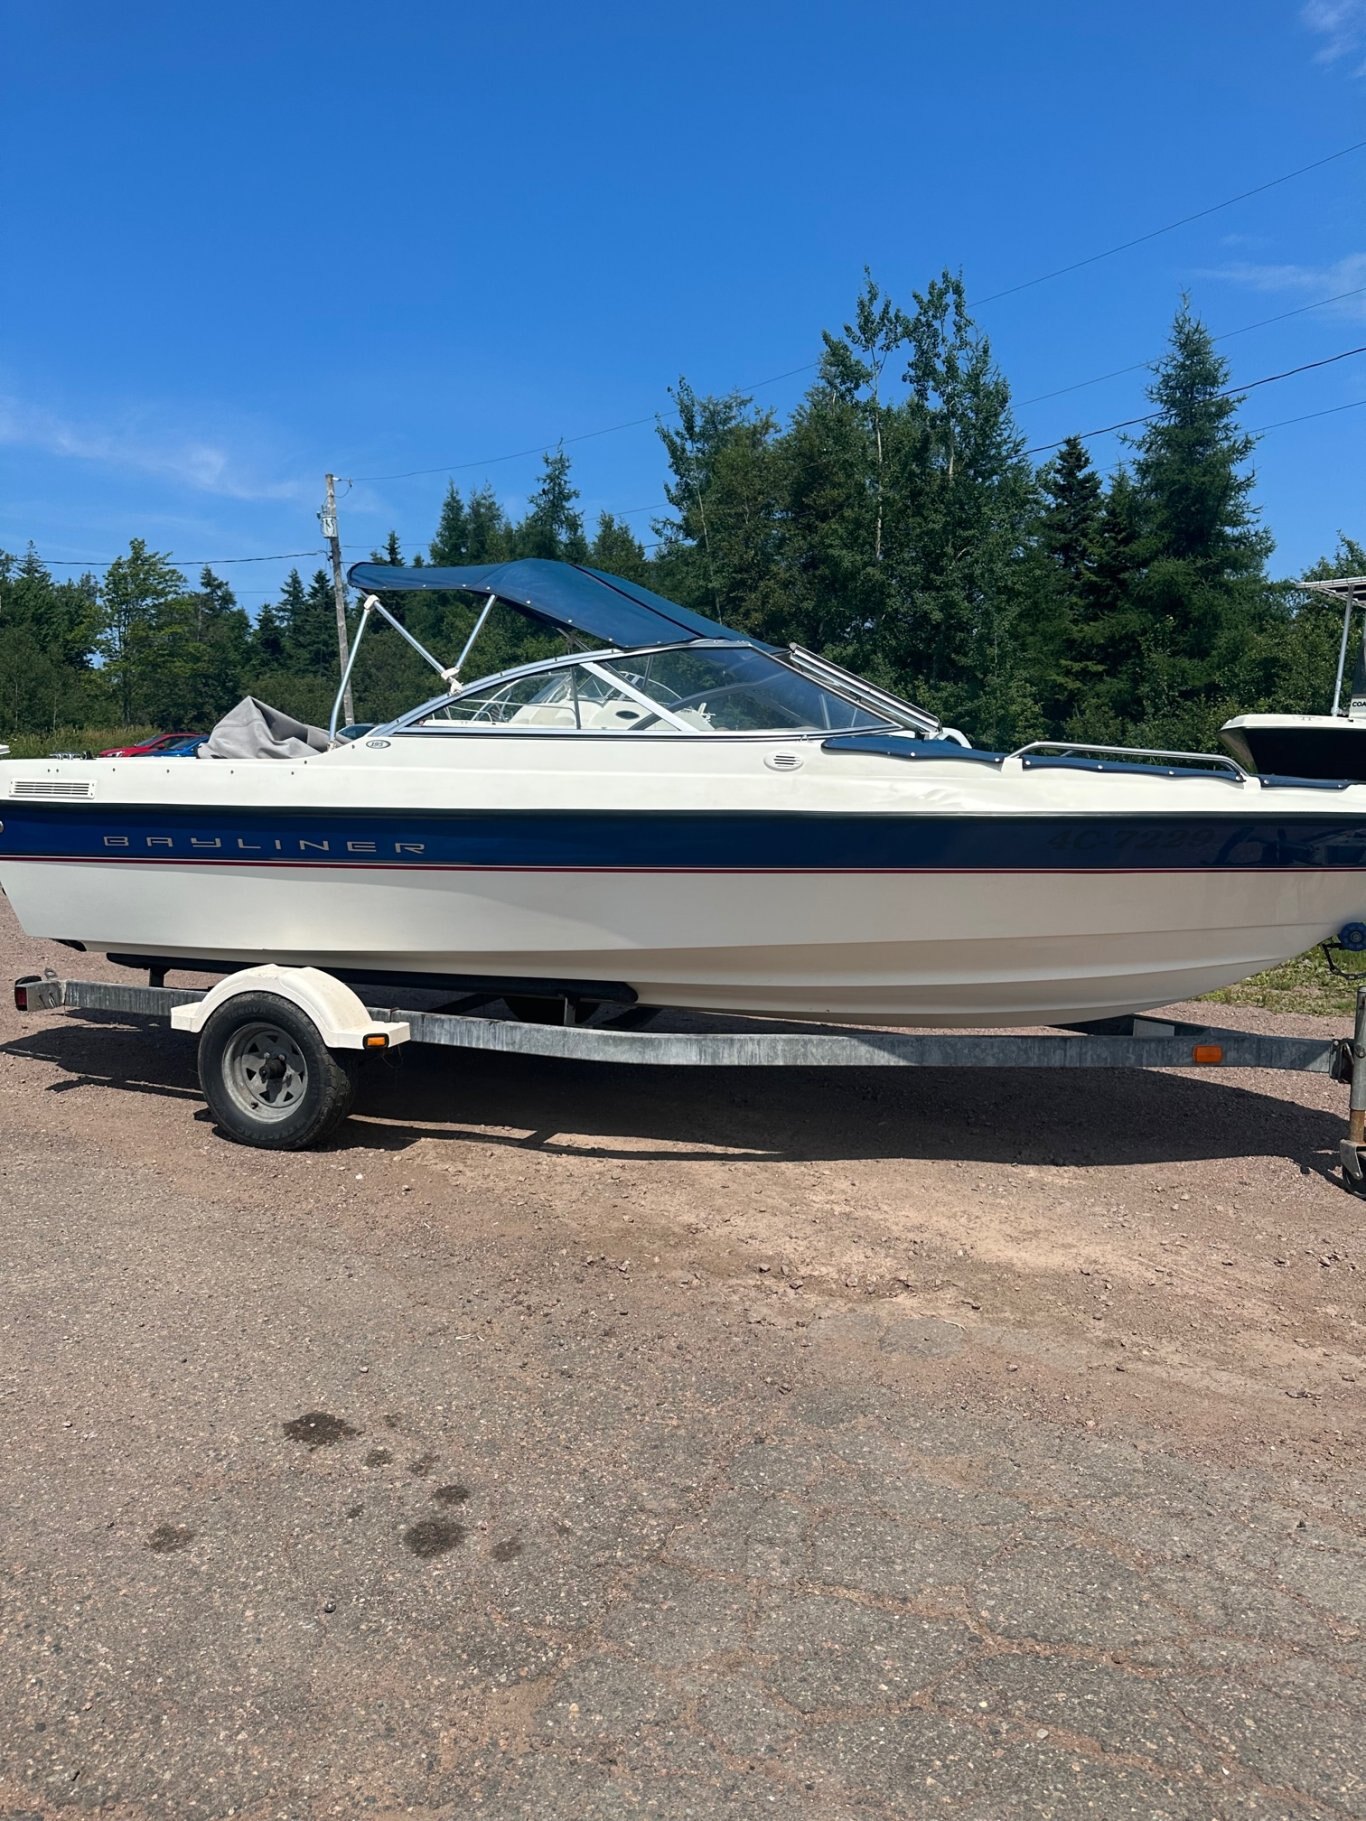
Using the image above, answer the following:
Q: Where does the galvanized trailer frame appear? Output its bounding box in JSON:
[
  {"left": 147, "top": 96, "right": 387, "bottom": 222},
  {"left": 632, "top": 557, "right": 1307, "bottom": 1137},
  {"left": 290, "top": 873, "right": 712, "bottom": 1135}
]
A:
[{"left": 14, "top": 967, "right": 1366, "bottom": 1190}]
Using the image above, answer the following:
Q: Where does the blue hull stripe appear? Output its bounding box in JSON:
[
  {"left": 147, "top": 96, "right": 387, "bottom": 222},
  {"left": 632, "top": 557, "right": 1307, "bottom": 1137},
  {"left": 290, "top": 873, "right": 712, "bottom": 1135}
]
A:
[{"left": 6, "top": 803, "right": 1366, "bottom": 872}]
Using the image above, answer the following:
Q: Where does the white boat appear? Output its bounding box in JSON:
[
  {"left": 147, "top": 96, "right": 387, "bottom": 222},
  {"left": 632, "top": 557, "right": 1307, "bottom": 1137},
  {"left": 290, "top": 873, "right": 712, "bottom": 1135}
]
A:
[
  {"left": 4, "top": 558, "right": 1366, "bottom": 1028},
  {"left": 1222, "top": 575, "right": 1366, "bottom": 782}
]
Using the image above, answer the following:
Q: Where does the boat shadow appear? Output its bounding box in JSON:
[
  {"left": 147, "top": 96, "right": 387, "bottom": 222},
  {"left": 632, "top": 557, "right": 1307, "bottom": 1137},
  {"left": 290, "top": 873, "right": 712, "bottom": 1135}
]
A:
[{"left": 2, "top": 1010, "right": 1347, "bottom": 1182}]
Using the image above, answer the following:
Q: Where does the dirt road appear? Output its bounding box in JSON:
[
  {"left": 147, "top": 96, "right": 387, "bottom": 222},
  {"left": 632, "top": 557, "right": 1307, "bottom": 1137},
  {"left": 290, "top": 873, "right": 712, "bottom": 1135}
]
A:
[{"left": 1, "top": 896, "right": 1363, "bottom": 1818}]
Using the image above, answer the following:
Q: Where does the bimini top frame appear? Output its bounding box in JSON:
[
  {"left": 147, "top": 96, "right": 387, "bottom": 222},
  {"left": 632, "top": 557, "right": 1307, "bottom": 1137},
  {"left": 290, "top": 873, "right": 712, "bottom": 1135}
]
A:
[
  {"left": 1305, "top": 575, "right": 1366, "bottom": 719},
  {"left": 331, "top": 562, "right": 946, "bottom": 742},
  {"left": 329, "top": 590, "right": 492, "bottom": 740}
]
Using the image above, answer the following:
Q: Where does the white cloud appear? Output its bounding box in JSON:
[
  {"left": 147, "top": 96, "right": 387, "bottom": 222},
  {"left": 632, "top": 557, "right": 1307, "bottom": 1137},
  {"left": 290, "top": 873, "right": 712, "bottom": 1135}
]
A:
[
  {"left": 1219, "top": 231, "right": 1272, "bottom": 251},
  {"left": 1202, "top": 251, "right": 1366, "bottom": 319},
  {"left": 1302, "top": 0, "right": 1366, "bottom": 71},
  {"left": 0, "top": 396, "right": 310, "bottom": 504}
]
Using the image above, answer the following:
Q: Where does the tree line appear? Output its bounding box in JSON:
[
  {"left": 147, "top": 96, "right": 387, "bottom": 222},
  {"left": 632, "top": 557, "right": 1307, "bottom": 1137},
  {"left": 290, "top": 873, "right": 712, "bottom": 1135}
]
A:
[{"left": 2, "top": 271, "right": 1360, "bottom": 750}]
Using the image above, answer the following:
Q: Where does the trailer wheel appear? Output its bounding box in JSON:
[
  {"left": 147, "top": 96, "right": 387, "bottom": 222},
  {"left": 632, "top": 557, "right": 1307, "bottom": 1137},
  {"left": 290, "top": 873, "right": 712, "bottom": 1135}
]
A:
[{"left": 197, "top": 991, "right": 358, "bottom": 1149}]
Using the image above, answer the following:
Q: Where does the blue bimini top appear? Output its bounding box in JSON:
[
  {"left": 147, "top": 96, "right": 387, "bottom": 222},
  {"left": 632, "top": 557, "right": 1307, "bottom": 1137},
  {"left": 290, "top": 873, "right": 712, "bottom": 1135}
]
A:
[{"left": 346, "top": 558, "right": 751, "bottom": 651}]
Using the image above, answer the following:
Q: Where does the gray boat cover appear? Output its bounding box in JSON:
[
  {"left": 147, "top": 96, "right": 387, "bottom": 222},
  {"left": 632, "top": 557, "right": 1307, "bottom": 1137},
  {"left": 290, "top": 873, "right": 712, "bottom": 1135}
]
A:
[{"left": 200, "top": 697, "right": 332, "bottom": 761}]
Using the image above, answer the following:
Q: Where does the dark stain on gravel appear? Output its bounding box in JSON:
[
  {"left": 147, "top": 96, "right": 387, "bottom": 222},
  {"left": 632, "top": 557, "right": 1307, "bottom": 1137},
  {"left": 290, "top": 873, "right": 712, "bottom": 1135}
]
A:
[
  {"left": 432, "top": 1482, "right": 470, "bottom": 1506},
  {"left": 282, "top": 1411, "right": 358, "bottom": 1450},
  {"left": 146, "top": 1523, "right": 194, "bottom": 1554},
  {"left": 407, "top": 1451, "right": 438, "bottom": 1476},
  {"left": 403, "top": 1517, "right": 466, "bottom": 1558},
  {"left": 491, "top": 1538, "right": 523, "bottom": 1562},
  {"left": 363, "top": 1447, "right": 393, "bottom": 1467},
  {"left": 345, "top": 1505, "right": 363, "bottom": 1519}
]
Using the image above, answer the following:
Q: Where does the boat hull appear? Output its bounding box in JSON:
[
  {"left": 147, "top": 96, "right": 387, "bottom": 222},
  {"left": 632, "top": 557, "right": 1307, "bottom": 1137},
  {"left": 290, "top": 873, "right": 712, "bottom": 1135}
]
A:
[
  {"left": 3, "top": 842, "right": 1365, "bottom": 1024},
  {"left": 6, "top": 755, "right": 1366, "bottom": 1026}
]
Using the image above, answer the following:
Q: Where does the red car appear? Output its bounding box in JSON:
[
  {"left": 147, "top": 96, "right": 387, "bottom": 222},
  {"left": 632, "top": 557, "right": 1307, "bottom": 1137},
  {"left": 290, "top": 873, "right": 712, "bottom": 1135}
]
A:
[{"left": 98, "top": 731, "right": 205, "bottom": 757}]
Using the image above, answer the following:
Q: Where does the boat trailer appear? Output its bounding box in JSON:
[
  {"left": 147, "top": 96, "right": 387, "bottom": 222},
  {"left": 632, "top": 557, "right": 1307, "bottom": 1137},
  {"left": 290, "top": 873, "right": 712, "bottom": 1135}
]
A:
[{"left": 14, "top": 960, "right": 1366, "bottom": 1191}]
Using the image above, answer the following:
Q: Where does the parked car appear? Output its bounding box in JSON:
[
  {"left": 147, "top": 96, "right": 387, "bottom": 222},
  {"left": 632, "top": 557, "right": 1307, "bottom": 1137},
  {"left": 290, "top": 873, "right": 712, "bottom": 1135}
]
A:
[
  {"left": 157, "top": 735, "right": 209, "bottom": 756},
  {"left": 98, "top": 731, "right": 206, "bottom": 757}
]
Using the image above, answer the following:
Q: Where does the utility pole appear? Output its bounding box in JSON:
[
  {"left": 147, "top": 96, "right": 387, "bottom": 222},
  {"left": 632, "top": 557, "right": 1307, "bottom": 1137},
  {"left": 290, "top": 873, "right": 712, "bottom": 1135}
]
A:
[{"left": 320, "top": 473, "right": 355, "bottom": 727}]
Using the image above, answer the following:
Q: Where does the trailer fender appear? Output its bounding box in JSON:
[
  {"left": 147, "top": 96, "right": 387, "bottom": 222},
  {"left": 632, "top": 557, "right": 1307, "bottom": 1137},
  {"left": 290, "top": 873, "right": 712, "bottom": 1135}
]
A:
[{"left": 168, "top": 965, "right": 410, "bottom": 1051}]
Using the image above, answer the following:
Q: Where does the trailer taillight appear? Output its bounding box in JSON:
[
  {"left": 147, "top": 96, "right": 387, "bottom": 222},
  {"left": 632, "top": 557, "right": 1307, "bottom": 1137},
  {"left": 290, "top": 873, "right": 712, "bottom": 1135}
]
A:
[{"left": 14, "top": 978, "right": 34, "bottom": 1011}]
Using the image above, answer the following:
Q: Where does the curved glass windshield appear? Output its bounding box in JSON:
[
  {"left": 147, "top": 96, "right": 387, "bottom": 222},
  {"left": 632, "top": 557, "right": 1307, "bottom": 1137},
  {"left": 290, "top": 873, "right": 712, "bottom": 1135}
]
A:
[
  {"left": 599, "top": 649, "right": 885, "bottom": 732},
  {"left": 415, "top": 644, "right": 891, "bottom": 735}
]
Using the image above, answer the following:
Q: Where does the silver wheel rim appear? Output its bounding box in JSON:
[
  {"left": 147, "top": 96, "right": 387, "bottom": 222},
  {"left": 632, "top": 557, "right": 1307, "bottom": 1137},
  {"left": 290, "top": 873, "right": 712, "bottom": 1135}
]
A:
[{"left": 221, "top": 1021, "right": 309, "bottom": 1122}]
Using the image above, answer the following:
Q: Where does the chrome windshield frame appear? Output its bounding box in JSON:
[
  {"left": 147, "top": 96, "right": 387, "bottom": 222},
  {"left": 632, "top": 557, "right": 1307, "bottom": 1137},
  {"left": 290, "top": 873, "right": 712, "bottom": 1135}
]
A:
[{"left": 781, "top": 645, "right": 942, "bottom": 735}]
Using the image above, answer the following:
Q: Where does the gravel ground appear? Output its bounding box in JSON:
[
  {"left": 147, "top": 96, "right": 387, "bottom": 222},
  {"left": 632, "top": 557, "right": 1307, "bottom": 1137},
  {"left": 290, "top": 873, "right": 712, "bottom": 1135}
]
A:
[{"left": 1, "top": 894, "right": 1364, "bottom": 1820}]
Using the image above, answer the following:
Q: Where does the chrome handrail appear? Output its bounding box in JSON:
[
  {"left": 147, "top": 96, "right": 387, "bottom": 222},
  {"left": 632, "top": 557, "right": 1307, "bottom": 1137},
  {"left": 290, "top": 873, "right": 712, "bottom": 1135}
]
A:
[{"left": 1006, "top": 741, "right": 1250, "bottom": 781}]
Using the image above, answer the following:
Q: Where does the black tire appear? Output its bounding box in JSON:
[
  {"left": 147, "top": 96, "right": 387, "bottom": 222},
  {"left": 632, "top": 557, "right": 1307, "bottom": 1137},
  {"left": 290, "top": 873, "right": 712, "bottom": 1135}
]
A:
[{"left": 197, "top": 991, "right": 359, "bottom": 1150}]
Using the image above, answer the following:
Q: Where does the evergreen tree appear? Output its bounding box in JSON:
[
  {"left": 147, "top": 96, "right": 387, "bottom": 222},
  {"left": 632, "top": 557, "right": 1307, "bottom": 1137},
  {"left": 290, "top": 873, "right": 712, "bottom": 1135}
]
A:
[
  {"left": 780, "top": 369, "right": 886, "bottom": 659},
  {"left": 96, "top": 540, "right": 194, "bottom": 723},
  {"left": 816, "top": 269, "right": 912, "bottom": 566},
  {"left": 252, "top": 599, "right": 287, "bottom": 667},
  {"left": 0, "top": 546, "right": 107, "bottom": 732},
  {"left": 300, "top": 569, "right": 342, "bottom": 671},
  {"left": 1028, "top": 436, "right": 1104, "bottom": 724},
  {"left": 465, "top": 486, "right": 511, "bottom": 563},
  {"left": 6, "top": 543, "right": 100, "bottom": 671},
  {"left": 1041, "top": 437, "right": 1103, "bottom": 588},
  {"left": 886, "top": 271, "right": 1043, "bottom": 741},
  {"left": 588, "top": 512, "right": 650, "bottom": 583},
  {"left": 0, "top": 276, "right": 1349, "bottom": 753},
  {"left": 184, "top": 568, "right": 251, "bottom": 720},
  {"left": 518, "top": 448, "right": 588, "bottom": 562},
  {"left": 430, "top": 484, "right": 470, "bottom": 565},
  {"left": 654, "top": 379, "right": 783, "bottom": 634},
  {"left": 1065, "top": 468, "right": 1143, "bottom": 741},
  {"left": 1121, "top": 302, "right": 1274, "bottom": 747}
]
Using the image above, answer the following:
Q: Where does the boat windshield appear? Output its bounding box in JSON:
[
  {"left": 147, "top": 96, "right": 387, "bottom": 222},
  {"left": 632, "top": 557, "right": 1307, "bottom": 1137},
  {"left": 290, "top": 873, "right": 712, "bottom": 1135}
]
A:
[{"left": 413, "top": 644, "right": 893, "bottom": 735}]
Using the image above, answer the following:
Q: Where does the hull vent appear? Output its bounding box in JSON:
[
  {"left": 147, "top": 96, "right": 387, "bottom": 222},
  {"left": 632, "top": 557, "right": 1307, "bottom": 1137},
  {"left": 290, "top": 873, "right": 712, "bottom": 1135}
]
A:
[{"left": 10, "top": 779, "right": 94, "bottom": 799}]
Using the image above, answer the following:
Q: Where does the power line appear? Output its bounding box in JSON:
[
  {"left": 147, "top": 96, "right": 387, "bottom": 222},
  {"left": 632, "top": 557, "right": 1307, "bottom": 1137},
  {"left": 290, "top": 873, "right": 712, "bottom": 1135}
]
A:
[
  {"left": 1017, "top": 284, "right": 1366, "bottom": 408},
  {"left": 347, "top": 365, "right": 815, "bottom": 483},
  {"left": 629, "top": 365, "right": 1366, "bottom": 553},
  {"left": 16, "top": 548, "right": 326, "bottom": 571},
  {"left": 16, "top": 345, "right": 1360, "bottom": 580},
  {"left": 971, "top": 138, "right": 1366, "bottom": 307},
  {"left": 1249, "top": 396, "right": 1366, "bottom": 434},
  {"left": 344, "top": 136, "right": 1366, "bottom": 487},
  {"left": 1022, "top": 343, "right": 1366, "bottom": 456},
  {"left": 355, "top": 361, "right": 1366, "bottom": 562}
]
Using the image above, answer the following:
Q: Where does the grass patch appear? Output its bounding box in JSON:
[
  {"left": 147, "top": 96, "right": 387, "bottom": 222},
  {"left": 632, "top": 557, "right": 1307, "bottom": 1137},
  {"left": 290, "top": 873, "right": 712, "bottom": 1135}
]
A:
[
  {"left": 1203, "top": 947, "right": 1366, "bottom": 1018},
  {"left": 1, "top": 727, "right": 157, "bottom": 760}
]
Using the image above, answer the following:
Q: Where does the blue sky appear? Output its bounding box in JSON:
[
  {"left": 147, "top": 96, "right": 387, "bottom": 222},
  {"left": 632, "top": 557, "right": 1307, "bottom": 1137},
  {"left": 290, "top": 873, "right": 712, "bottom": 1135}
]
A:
[{"left": 2, "top": 0, "right": 1363, "bottom": 617}]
